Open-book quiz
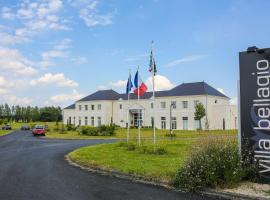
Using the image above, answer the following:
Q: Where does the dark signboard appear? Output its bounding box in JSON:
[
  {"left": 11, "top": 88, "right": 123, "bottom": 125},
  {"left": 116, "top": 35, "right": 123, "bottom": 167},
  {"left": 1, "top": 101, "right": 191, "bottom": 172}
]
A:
[{"left": 239, "top": 47, "right": 270, "bottom": 181}]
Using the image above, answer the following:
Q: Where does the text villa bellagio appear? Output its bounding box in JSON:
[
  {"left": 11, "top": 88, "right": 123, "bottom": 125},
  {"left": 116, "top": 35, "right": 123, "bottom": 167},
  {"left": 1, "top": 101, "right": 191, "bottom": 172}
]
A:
[{"left": 253, "top": 59, "right": 270, "bottom": 173}]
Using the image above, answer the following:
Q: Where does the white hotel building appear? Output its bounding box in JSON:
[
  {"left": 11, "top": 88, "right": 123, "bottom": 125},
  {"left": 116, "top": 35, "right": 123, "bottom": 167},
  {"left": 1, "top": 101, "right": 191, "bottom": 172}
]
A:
[{"left": 63, "top": 82, "right": 238, "bottom": 130}]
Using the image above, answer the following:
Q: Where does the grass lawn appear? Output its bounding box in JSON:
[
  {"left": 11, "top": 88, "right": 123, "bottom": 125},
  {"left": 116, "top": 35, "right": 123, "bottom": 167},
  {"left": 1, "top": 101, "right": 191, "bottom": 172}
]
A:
[
  {"left": 45, "top": 131, "right": 118, "bottom": 140},
  {"left": 47, "top": 126, "right": 237, "bottom": 140},
  {"left": 68, "top": 140, "right": 193, "bottom": 183},
  {"left": 0, "top": 130, "right": 12, "bottom": 136},
  {"left": 68, "top": 130, "right": 237, "bottom": 183}
]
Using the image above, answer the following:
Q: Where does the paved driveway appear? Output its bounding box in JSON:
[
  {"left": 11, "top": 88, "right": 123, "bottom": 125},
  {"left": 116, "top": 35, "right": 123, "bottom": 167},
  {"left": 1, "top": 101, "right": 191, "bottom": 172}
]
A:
[{"left": 0, "top": 131, "right": 221, "bottom": 200}]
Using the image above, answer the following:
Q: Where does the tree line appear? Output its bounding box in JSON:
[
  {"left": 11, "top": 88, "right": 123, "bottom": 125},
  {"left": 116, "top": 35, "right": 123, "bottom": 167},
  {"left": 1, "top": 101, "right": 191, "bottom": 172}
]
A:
[{"left": 0, "top": 104, "right": 62, "bottom": 124}]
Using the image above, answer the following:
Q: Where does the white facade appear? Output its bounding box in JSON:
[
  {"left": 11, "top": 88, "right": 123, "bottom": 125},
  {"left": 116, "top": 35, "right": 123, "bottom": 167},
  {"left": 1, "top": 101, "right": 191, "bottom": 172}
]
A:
[{"left": 63, "top": 88, "right": 238, "bottom": 130}]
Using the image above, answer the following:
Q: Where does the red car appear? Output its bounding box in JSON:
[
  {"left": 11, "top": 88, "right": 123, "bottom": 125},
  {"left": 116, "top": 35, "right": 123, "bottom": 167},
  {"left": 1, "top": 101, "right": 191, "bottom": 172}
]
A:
[{"left": 32, "top": 125, "right": 46, "bottom": 136}]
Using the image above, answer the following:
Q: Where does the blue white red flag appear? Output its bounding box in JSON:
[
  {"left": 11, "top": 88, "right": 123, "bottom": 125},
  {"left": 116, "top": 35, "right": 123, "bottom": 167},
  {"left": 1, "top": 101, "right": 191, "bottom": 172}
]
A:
[{"left": 134, "top": 70, "right": 147, "bottom": 97}]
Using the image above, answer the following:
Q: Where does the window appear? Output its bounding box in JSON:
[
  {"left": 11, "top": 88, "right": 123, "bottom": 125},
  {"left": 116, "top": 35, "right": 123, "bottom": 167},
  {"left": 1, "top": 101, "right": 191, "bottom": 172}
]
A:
[
  {"left": 194, "top": 119, "right": 200, "bottom": 130},
  {"left": 183, "top": 117, "right": 188, "bottom": 130},
  {"left": 214, "top": 100, "right": 218, "bottom": 104},
  {"left": 182, "top": 101, "right": 188, "bottom": 109},
  {"left": 98, "top": 117, "right": 101, "bottom": 126},
  {"left": 171, "top": 117, "right": 177, "bottom": 129},
  {"left": 73, "top": 117, "right": 76, "bottom": 125},
  {"left": 91, "top": 105, "right": 95, "bottom": 110},
  {"left": 171, "top": 101, "right": 176, "bottom": 109},
  {"left": 119, "top": 104, "right": 122, "bottom": 109},
  {"left": 85, "top": 116, "right": 88, "bottom": 125},
  {"left": 151, "top": 117, "right": 154, "bottom": 128},
  {"left": 160, "top": 102, "right": 166, "bottom": 109},
  {"left": 68, "top": 117, "right": 71, "bottom": 124},
  {"left": 85, "top": 105, "right": 88, "bottom": 110},
  {"left": 150, "top": 102, "right": 154, "bottom": 109},
  {"left": 161, "top": 117, "right": 166, "bottom": 129},
  {"left": 98, "top": 104, "right": 102, "bottom": 110},
  {"left": 91, "top": 117, "right": 94, "bottom": 126},
  {"left": 194, "top": 100, "right": 200, "bottom": 107},
  {"left": 78, "top": 105, "right": 82, "bottom": 111},
  {"left": 78, "top": 117, "right": 81, "bottom": 126}
]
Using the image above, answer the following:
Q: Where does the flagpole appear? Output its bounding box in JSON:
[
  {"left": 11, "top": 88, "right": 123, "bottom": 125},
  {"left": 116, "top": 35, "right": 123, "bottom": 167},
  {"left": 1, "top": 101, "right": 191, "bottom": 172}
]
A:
[
  {"left": 127, "top": 69, "right": 131, "bottom": 143},
  {"left": 137, "top": 66, "right": 141, "bottom": 146},
  {"left": 151, "top": 41, "right": 156, "bottom": 145}
]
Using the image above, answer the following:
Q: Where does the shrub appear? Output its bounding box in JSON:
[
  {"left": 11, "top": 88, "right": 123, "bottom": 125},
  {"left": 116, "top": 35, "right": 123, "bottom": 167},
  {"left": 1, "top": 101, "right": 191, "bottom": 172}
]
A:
[
  {"left": 81, "top": 126, "right": 99, "bottom": 136},
  {"left": 66, "top": 124, "right": 76, "bottom": 131},
  {"left": 155, "top": 147, "right": 167, "bottom": 155},
  {"left": 174, "top": 140, "right": 259, "bottom": 192},
  {"left": 126, "top": 143, "right": 136, "bottom": 151},
  {"left": 80, "top": 125, "right": 116, "bottom": 136}
]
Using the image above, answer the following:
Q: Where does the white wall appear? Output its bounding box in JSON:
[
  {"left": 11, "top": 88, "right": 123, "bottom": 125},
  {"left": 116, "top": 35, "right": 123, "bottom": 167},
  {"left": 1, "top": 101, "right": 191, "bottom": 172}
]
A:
[{"left": 63, "top": 95, "right": 237, "bottom": 130}]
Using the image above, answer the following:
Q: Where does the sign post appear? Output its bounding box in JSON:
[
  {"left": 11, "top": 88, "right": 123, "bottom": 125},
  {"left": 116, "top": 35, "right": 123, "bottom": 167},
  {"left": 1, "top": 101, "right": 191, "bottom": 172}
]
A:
[{"left": 239, "top": 47, "right": 270, "bottom": 181}]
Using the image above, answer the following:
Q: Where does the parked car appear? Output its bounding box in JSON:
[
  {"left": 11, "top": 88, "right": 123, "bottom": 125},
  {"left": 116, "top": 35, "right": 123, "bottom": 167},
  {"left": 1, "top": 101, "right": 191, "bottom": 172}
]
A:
[
  {"left": 21, "top": 124, "right": 30, "bottom": 131},
  {"left": 2, "top": 124, "right": 12, "bottom": 130},
  {"left": 32, "top": 125, "right": 45, "bottom": 136}
]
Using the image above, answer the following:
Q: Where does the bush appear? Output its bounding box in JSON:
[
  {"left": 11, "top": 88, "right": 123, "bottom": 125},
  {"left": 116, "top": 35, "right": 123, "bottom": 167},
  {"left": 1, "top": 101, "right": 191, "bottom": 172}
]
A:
[
  {"left": 138, "top": 145, "right": 167, "bottom": 155},
  {"left": 173, "top": 141, "right": 259, "bottom": 192},
  {"left": 126, "top": 143, "right": 136, "bottom": 151},
  {"left": 80, "top": 125, "right": 116, "bottom": 136},
  {"left": 66, "top": 124, "right": 77, "bottom": 131}
]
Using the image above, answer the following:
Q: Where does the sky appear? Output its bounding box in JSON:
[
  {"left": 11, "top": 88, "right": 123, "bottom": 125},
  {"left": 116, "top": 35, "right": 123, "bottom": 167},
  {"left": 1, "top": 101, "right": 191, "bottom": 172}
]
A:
[{"left": 0, "top": 0, "right": 270, "bottom": 107}]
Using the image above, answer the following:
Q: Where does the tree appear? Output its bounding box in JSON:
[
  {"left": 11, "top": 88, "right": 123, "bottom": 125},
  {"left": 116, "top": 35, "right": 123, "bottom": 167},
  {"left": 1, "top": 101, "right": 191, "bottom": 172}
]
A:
[{"left": 194, "top": 102, "right": 206, "bottom": 130}]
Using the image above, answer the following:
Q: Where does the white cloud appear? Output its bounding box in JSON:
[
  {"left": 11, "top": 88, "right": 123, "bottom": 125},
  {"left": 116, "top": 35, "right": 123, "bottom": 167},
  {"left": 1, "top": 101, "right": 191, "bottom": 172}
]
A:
[
  {"left": 40, "top": 38, "right": 72, "bottom": 67},
  {"left": 54, "top": 38, "right": 72, "bottom": 50},
  {"left": 97, "top": 79, "right": 126, "bottom": 91},
  {"left": 42, "top": 50, "right": 68, "bottom": 60},
  {"left": 0, "top": 47, "right": 38, "bottom": 76},
  {"left": 0, "top": 94, "right": 33, "bottom": 105},
  {"left": 145, "top": 75, "right": 175, "bottom": 91},
  {"left": 166, "top": 55, "right": 208, "bottom": 67},
  {"left": 2, "top": 0, "right": 70, "bottom": 39},
  {"left": 71, "top": 56, "right": 88, "bottom": 64},
  {"left": 69, "top": 0, "right": 114, "bottom": 27},
  {"left": 217, "top": 88, "right": 226, "bottom": 95},
  {"left": 50, "top": 89, "right": 84, "bottom": 104},
  {"left": 1, "top": 7, "right": 15, "bottom": 20},
  {"left": 0, "top": 76, "right": 14, "bottom": 88},
  {"left": 109, "top": 80, "right": 126, "bottom": 88},
  {"left": 30, "top": 73, "right": 78, "bottom": 88}
]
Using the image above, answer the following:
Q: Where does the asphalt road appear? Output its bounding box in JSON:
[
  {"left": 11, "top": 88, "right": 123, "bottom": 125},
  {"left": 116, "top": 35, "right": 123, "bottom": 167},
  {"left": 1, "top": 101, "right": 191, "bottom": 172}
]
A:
[{"left": 0, "top": 131, "right": 222, "bottom": 200}]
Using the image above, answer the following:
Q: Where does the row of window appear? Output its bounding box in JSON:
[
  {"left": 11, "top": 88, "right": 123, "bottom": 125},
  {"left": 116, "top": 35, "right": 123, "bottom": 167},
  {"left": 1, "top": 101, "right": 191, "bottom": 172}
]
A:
[
  {"left": 160, "top": 116, "right": 200, "bottom": 130},
  {"left": 159, "top": 100, "right": 201, "bottom": 109},
  {"left": 68, "top": 116, "right": 102, "bottom": 126},
  {"left": 77, "top": 104, "right": 102, "bottom": 111}
]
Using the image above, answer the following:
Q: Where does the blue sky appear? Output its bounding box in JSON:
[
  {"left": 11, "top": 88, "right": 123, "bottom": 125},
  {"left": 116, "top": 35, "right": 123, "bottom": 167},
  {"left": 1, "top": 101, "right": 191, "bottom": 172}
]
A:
[{"left": 0, "top": 0, "right": 269, "bottom": 107}]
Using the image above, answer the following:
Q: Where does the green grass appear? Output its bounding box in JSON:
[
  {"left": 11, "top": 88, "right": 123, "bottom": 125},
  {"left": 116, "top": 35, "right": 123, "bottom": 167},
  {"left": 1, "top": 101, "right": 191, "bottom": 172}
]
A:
[
  {"left": 68, "top": 140, "right": 193, "bottom": 183},
  {"left": 68, "top": 133, "right": 237, "bottom": 183},
  {"left": 0, "top": 130, "right": 12, "bottom": 136},
  {"left": 45, "top": 131, "right": 117, "bottom": 140},
  {"left": 47, "top": 127, "right": 237, "bottom": 140}
]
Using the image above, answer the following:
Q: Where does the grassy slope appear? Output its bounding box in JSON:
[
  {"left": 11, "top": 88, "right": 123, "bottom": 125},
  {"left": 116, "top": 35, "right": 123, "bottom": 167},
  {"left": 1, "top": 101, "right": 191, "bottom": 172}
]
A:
[
  {"left": 69, "top": 140, "right": 193, "bottom": 182},
  {"left": 68, "top": 130, "right": 237, "bottom": 183}
]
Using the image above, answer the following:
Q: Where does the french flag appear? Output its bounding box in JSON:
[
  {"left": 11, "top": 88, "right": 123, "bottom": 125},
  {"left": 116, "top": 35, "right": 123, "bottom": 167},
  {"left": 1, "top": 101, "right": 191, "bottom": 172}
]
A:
[{"left": 134, "top": 70, "right": 148, "bottom": 97}]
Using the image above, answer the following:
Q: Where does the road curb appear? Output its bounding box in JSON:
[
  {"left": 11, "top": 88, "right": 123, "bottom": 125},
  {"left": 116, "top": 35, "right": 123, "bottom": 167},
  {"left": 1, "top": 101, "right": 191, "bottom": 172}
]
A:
[
  {"left": 65, "top": 155, "right": 269, "bottom": 200},
  {"left": 65, "top": 155, "right": 172, "bottom": 189}
]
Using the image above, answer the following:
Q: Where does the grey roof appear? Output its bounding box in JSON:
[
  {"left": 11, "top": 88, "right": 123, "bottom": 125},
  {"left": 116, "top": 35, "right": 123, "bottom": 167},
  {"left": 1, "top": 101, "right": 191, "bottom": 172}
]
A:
[
  {"left": 64, "top": 104, "right": 75, "bottom": 109},
  {"left": 76, "top": 82, "right": 228, "bottom": 102},
  {"left": 78, "top": 89, "right": 120, "bottom": 102}
]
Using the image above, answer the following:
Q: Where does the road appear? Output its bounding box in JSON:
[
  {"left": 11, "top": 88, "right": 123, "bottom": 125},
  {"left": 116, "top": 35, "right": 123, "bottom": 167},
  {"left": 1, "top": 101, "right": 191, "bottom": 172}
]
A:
[{"left": 0, "top": 131, "right": 222, "bottom": 200}]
